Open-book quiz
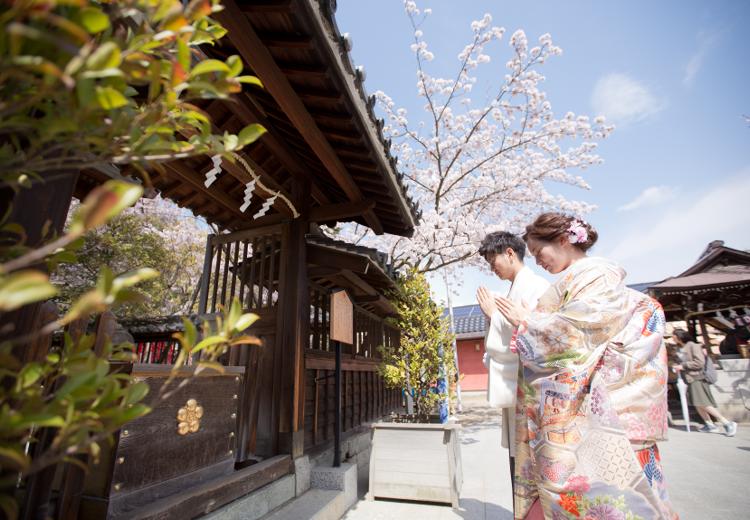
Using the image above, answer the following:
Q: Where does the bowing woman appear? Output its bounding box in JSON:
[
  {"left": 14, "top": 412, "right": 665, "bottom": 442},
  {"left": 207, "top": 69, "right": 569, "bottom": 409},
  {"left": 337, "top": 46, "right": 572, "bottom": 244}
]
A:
[{"left": 495, "top": 213, "right": 679, "bottom": 520}]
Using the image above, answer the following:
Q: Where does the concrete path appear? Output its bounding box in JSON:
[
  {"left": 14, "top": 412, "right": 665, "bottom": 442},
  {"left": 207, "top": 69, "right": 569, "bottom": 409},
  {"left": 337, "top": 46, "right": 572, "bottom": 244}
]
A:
[
  {"left": 343, "top": 394, "right": 512, "bottom": 520},
  {"left": 343, "top": 393, "right": 750, "bottom": 520},
  {"left": 659, "top": 420, "right": 750, "bottom": 519}
]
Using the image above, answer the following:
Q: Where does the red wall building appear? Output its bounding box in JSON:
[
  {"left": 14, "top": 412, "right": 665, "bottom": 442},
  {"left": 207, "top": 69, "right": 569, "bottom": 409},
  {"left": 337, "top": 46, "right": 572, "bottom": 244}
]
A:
[
  {"left": 448, "top": 305, "right": 488, "bottom": 392},
  {"left": 457, "top": 338, "right": 487, "bottom": 391}
]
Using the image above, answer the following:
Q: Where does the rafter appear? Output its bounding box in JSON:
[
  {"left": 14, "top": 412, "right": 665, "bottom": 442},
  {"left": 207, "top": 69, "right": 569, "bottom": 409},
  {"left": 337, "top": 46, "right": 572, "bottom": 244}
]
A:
[
  {"left": 309, "top": 199, "right": 375, "bottom": 223},
  {"left": 219, "top": 0, "right": 385, "bottom": 233},
  {"left": 163, "top": 161, "right": 247, "bottom": 221},
  {"left": 238, "top": 0, "right": 293, "bottom": 13},
  {"left": 233, "top": 93, "right": 331, "bottom": 206},
  {"left": 258, "top": 33, "right": 313, "bottom": 49}
]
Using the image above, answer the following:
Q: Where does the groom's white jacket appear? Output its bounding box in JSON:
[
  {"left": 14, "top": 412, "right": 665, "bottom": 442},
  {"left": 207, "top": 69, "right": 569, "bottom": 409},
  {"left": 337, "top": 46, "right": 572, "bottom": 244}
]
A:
[{"left": 483, "top": 266, "right": 549, "bottom": 456}]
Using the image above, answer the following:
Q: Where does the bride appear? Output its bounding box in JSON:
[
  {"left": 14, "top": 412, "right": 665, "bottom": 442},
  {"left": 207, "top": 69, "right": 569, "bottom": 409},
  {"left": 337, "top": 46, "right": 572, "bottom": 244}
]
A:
[{"left": 495, "top": 212, "right": 678, "bottom": 520}]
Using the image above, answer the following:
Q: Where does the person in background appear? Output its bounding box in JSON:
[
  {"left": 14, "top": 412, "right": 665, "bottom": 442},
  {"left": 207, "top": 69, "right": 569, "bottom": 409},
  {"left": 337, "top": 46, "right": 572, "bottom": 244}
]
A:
[
  {"left": 476, "top": 231, "right": 549, "bottom": 499},
  {"left": 672, "top": 328, "right": 737, "bottom": 436},
  {"left": 495, "top": 212, "right": 678, "bottom": 520}
]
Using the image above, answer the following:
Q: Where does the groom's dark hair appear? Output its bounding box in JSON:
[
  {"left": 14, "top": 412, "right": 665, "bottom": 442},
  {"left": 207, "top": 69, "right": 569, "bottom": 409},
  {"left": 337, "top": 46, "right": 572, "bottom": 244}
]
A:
[{"left": 478, "top": 231, "right": 526, "bottom": 262}]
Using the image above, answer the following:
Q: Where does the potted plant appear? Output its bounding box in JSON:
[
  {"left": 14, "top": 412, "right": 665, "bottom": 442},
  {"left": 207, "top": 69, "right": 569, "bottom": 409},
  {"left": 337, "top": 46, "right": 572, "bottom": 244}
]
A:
[{"left": 366, "top": 269, "right": 462, "bottom": 507}]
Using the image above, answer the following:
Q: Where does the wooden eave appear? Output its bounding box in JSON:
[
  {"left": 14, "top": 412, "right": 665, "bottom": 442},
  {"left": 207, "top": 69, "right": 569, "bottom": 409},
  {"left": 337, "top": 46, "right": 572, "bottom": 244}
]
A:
[
  {"left": 305, "top": 234, "right": 397, "bottom": 316},
  {"left": 145, "top": 0, "right": 417, "bottom": 235},
  {"left": 678, "top": 246, "right": 750, "bottom": 277}
]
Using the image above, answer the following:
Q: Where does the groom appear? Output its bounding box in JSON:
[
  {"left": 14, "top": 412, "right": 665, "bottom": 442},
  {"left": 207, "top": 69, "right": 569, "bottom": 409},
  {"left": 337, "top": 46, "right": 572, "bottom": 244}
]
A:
[{"left": 476, "top": 232, "right": 549, "bottom": 492}]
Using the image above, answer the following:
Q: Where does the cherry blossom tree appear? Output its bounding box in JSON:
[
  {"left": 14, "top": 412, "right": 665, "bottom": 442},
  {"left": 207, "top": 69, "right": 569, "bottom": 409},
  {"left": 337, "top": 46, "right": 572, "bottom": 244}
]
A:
[
  {"left": 331, "top": 1, "right": 613, "bottom": 276},
  {"left": 55, "top": 196, "right": 208, "bottom": 319}
]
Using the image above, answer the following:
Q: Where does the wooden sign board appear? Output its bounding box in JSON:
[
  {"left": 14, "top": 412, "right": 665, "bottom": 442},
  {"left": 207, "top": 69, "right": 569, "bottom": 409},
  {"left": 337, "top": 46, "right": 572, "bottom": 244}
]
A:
[{"left": 330, "top": 289, "right": 353, "bottom": 344}]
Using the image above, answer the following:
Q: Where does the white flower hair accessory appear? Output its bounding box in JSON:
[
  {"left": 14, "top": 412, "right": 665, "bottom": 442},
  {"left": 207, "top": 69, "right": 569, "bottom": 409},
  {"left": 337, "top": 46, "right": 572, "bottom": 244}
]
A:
[{"left": 567, "top": 219, "right": 588, "bottom": 244}]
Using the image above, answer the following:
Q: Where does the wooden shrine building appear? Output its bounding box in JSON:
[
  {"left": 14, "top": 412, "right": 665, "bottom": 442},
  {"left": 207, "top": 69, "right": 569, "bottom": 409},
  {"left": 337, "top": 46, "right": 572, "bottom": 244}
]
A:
[
  {"left": 648, "top": 241, "right": 750, "bottom": 423},
  {"left": 648, "top": 241, "right": 750, "bottom": 338},
  {"left": 11, "top": 1, "right": 421, "bottom": 518}
]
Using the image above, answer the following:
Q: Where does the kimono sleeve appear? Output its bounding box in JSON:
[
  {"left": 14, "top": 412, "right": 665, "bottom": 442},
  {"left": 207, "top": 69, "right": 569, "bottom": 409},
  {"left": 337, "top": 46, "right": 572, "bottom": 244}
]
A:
[
  {"left": 514, "top": 264, "right": 631, "bottom": 371},
  {"left": 485, "top": 310, "right": 515, "bottom": 361}
]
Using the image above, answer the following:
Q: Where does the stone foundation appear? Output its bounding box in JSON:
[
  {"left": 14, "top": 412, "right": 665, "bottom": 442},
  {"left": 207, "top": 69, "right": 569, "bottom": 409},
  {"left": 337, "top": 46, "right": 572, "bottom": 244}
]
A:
[{"left": 715, "top": 357, "right": 750, "bottom": 422}]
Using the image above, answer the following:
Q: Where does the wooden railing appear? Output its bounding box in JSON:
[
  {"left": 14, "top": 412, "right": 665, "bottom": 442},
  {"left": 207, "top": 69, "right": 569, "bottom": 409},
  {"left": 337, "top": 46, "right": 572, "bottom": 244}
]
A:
[
  {"left": 304, "top": 352, "right": 402, "bottom": 449},
  {"left": 309, "top": 281, "right": 331, "bottom": 352},
  {"left": 198, "top": 225, "right": 283, "bottom": 314},
  {"left": 305, "top": 284, "right": 403, "bottom": 449}
]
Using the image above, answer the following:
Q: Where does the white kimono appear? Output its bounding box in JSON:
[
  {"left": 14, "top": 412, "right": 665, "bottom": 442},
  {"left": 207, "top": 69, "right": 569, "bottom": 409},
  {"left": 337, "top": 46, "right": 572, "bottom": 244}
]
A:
[{"left": 483, "top": 266, "right": 549, "bottom": 456}]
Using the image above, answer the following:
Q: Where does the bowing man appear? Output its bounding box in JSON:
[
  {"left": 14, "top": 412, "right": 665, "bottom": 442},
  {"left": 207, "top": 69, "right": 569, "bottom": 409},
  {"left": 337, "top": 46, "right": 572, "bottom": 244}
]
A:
[{"left": 476, "top": 232, "right": 549, "bottom": 489}]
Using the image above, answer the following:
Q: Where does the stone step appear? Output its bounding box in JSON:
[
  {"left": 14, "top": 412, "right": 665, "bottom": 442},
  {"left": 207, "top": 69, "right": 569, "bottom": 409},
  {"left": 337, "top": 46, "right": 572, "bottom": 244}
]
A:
[{"left": 261, "top": 489, "right": 344, "bottom": 520}]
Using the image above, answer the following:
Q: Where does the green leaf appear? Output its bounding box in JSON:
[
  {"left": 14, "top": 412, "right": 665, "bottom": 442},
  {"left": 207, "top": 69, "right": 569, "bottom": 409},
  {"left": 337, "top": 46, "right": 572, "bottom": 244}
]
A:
[
  {"left": 0, "top": 271, "right": 57, "bottom": 311},
  {"left": 111, "top": 403, "right": 151, "bottom": 424},
  {"left": 226, "top": 55, "right": 243, "bottom": 77},
  {"left": 70, "top": 180, "right": 143, "bottom": 233},
  {"left": 96, "top": 266, "right": 115, "bottom": 294},
  {"left": 77, "top": 7, "right": 110, "bottom": 34},
  {"left": 124, "top": 381, "right": 149, "bottom": 406},
  {"left": 95, "top": 86, "right": 129, "bottom": 110},
  {"left": 76, "top": 77, "right": 96, "bottom": 108},
  {"left": 190, "top": 59, "right": 230, "bottom": 77},
  {"left": 234, "top": 312, "right": 259, "bottom": 332},
  {"left": 64, "top": 289, "right": 105, "bottom": 321},
  {"left": 237, "top": 124, "right": 266, "bottom": 148},
  {"left": 86, "top": 42, "right": 122, "bottom": 71},
  {"left": 54, "top": 372, "right": 96, "bottom": 401},
  {"left": 192, "top": 335, "right": 228, "bottom": 354},
  {"left": 0, "top": 447, "right": 30, "bottom": 473},
  {"left": 148, "top": 60, "right": 162, "bottom": 101},
  {"left": 230, "top": 335, "right": 262, "bottom": 346},
  {"left": 111, "top": 268, "right": 160, "bottom": 293},
  {"left": 17, "top": 363, "right": 44, "bottom": 389},
  {"left": 185, "top": 0, "right": 213, "bottom": 22},
  {"left": 226, "top": 298, "right": 241, "bottom": 330},
  {"left": 177, "top": 38, "right": 191, "bottom": 72},
  {"left": 81, "top": 68, "right": 125, "bottom": 80},
  {"left": 223, "top": 133, "right": 238, "bottom": 151},
  {"left": 180, "top": 318, "right": 197, "bottom": 348},
  {"left": 237, "top": 75, "right": 263, "bottom": 88},
  {"left": 32, "top": 415, "right": 67, "bottom": 428}
]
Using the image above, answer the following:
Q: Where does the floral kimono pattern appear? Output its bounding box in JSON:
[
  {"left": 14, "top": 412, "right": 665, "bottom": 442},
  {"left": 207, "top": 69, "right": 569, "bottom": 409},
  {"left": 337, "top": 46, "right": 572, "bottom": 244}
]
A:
[{"left": 512, "top": 257, "right": 678, "bottom": 520}]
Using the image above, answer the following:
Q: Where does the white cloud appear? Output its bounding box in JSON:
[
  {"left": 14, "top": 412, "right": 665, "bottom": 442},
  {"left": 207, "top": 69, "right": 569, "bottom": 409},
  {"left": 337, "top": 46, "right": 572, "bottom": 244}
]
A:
[
  {"left": 617, "top": 185, "right": 676, "bottom": 212},
  {"left": 683, "top": 50, "right": 705, "bottom": 87},
  {"left": 591, "top": 73, "right": 663, "bottom": 126},
  {"left": 605, "top": 169, "right": 750, "bottom": 282},
  {"left": 683, "top": 31, "right": 718, "bottom": 87}
]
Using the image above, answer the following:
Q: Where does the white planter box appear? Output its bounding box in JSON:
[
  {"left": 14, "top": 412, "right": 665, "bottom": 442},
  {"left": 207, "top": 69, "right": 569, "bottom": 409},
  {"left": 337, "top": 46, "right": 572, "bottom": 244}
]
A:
[{"left": 366, "top": 422, "right": 463, "bottom": 508}]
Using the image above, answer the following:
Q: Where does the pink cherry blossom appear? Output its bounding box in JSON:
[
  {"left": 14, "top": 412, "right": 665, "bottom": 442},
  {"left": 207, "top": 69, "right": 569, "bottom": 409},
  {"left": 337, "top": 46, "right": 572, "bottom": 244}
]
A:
[{"left": 331, "top": 1, "right": 613, "bottom": 279}]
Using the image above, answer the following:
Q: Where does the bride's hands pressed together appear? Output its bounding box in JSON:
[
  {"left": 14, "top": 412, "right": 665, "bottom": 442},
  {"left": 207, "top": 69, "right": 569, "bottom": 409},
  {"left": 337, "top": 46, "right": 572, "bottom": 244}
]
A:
[{"left": 494, "top": 296, "right": 528, "bottom": 327}]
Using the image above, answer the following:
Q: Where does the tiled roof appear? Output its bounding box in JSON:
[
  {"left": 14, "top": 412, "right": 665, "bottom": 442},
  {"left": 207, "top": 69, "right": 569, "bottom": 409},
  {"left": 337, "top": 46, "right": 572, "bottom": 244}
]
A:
[
  {"left": 443, "top": 304, "right": 487, "bottom": 336},
  {"left": 121, "top": 315, "right": 197, "bottom": 335},
  {"left": 627, "top": 282, "right": 657, "bottom": 294}
]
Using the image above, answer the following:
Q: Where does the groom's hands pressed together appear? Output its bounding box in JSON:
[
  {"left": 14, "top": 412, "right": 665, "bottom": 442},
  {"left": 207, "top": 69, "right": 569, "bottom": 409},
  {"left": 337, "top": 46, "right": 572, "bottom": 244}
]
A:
[{"left": 476, "top": 286, "right": 498, "bottom": 318}]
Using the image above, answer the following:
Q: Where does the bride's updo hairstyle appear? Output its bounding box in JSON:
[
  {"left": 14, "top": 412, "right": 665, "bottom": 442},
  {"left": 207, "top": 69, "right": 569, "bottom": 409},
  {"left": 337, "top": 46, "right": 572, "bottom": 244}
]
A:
[{"left": 522, "top": 212, "right": 598, "bottom": 252}]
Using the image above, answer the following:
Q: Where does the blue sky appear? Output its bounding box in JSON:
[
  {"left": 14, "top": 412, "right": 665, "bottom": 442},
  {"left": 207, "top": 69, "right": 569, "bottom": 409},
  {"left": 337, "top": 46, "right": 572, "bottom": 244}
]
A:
[{"left": 337, "top": 0, "right": 750, "bottom": 305}]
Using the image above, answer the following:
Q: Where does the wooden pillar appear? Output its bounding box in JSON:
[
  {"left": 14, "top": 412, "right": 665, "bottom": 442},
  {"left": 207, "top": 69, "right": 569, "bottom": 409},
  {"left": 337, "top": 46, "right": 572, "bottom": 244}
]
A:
[
  {"left": 274, "top": 183, "right": 309, "bottom": 458},
  {"left": 197, "top": 234, "right": 215, "bottom": 314},
  {"left": 0, "top": 171, "right": 79, "bottom": 353}
]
